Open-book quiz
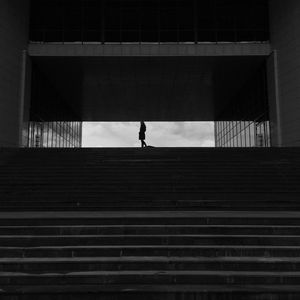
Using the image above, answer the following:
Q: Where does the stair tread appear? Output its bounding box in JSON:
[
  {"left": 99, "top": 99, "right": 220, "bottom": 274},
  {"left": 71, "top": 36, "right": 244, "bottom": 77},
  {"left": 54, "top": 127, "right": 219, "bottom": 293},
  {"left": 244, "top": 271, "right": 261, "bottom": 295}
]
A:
[
  {"left": 4, "top": 284, "right": 300, "bottom": 293},
  {"left": 1, "top": 234, "right": 300, "bottom": 237},
  {"left": 2, "top": 245, "right": 300, "bottom": 249},
  {"left": 1, "top": 256, "right": 300, "bottom": 263},
  {"left": 0, "top": 211, "right": 300, "bottom": 218},
  {"left": 3, "top": 270, "right": 300, "bottom": 276},
  {"left": 2, "top": 225, "right": 300, "bottom": 229}
]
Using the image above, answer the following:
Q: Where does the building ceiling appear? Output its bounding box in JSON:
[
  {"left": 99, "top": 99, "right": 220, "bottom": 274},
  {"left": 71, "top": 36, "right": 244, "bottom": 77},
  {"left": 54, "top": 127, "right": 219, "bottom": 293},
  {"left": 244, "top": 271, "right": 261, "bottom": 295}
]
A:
[{"left": 31, "top": 56, "right": 266, "bottom": 121}]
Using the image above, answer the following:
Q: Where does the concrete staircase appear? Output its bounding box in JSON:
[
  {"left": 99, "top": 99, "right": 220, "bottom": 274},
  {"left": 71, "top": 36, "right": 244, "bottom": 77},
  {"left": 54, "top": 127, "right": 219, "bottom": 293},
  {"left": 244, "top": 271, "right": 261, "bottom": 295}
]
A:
[
  {"left": 0, "top": 148, "right": 300, "bottom": 299},
  {"left": 0, "top": 148, "right": 299, "bottom": 210}
]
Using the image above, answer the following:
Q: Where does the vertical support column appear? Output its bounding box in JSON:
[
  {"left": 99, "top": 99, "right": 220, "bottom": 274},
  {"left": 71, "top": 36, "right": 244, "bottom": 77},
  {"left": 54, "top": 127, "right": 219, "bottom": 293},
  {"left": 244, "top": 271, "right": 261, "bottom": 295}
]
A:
[
  {"left": 0, "top": 0, "right": 30, "bottom": 147},
  {"left": 269, "top": 0, "right": 300, "bottom": 146},
  {"left": 18, "top": 50, "right": 27, "bottom": 147},
  {"left": 101, "top": 0, "right": 105, "bottom": 44},
  {"left": 266, "top": 51, "right": 282, "bottom": 147},
  {"left": 193, "top": 0, "right": 198, "bottom": 44},
  {"left": 158, "top": 0, "right": 161, "bottom": 44},
  {"left": 18, "top": 50, "right": 32, "bottom": 147}
]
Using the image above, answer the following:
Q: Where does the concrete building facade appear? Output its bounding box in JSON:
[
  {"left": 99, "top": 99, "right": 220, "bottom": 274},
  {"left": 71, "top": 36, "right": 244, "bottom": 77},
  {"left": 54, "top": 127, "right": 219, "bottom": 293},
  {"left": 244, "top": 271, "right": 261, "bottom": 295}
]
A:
[
  {"left": 269, "top": 0, "right": 300, "bottom": 146},
  {"left": 0, "top": 0, "right": 30, "bottom": 147},
  {"left": 0, "top": 0, "right": 299, "bottom": 147}
]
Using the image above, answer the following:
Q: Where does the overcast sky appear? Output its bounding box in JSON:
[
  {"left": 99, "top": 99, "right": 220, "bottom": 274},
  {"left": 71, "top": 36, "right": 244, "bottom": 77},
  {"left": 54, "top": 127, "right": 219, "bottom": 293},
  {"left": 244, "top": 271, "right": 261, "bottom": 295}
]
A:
[{"left": 82, "top": 122, "right": 215, "bottom": 147}]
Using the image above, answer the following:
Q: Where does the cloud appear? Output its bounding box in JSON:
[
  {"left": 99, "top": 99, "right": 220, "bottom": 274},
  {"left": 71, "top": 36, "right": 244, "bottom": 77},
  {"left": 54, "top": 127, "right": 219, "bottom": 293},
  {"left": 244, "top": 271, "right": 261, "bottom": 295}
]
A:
[{"left": 82, "top": 122, "right": 215, "bottom": 147}]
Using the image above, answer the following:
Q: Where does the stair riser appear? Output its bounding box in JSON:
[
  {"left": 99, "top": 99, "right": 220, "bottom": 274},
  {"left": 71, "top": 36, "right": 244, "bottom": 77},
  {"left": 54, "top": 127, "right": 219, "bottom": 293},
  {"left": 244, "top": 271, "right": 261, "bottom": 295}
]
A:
[
  {"left": 1, "top": 227, "right": 300, "bottom": 235},
  {"left": 1, "top": 247, "right": 300, "bottom": 258},
  {"left": 1, "top": 261, "right": 300, "bottom": 272},
  {"left": 1, "top": 236, "right": 300, "bottom": 247},
  {"left": 2, "top": 274, "right": 300, "bottom": 285},
  {"left": 1, "top": 218, "right": 300, "bottom": 226},
  {"left": 1, "top": 292, "right": 300, "bottom": 300},
  {"left": 1, "top": 207, "right": 300, "bottom": 212}
]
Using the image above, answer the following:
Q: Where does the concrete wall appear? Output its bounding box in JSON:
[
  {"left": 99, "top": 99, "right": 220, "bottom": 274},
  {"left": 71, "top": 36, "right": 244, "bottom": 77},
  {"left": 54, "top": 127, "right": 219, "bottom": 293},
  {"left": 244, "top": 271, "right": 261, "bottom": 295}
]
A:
[
  {"left": 269, "top": 0, "right": 300, "bottom": 146},
  {"left": 0, "top": 0, "right": 30, "bottom": 147}
]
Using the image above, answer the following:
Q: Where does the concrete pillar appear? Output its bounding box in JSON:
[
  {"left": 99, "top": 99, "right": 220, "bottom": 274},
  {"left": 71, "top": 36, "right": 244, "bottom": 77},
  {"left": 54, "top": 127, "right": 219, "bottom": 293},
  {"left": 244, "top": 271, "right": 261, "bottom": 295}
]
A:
[
  {"left": 267, "top": 51, "right": 282, "bottom": 147},
  {"left": 269, "top": 0, "right": 300, "bottom": 147},
  {"left": 0, "top": 0, "right": 30, "bottom": 147},
  {"left": 19, "top": 51, "right": 32, "bottom": 147}
]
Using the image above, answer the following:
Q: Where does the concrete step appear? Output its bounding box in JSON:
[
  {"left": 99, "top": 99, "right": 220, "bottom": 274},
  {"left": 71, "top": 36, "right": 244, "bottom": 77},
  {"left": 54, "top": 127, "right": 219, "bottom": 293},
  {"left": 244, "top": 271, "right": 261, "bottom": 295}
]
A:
[
  {"left": 2, "top": 177, "right": 295, "bottom": 184},
  {"left": 2, "top": 270, "right": 300, "bottom": 285},
  {"left": 1, "top": 204, "right": 300, "bottom": 212},
  {"left": 3, "top": 284, "right": 300, "bottom": 300},
  {"left": 0, "top": 256, "right": 300, "bottom": 274},
  {"left": 1, "top": 225, "right": 300, "bottom": 236},
  {"left": 2, "top": 256, "right": 300, "bottom": 273},
  {"left": 1, "top": 199, "right": 299, "bottom": 204},
  {"left": 2, "top": 196, "right": 300, "bottom": 205},
  {"left": 3, "top": 207, "right": 300, "bottom": 212},
  {"left": 1, "top": 245, "right": 300, "bottom": 258},
  {"left": 0, "top": 211, "right": 299, "bottom": 226},
  {"left": 2, "top": 284, "right": 300, "bottom": 299},
  {"left": 5, "top": 167, "right": 288, "bottom": 172},
  {"left": 2, "top": 164, "right": 296, "bottom": 170},
  {"left": 1, "top": 234, "right": 300, "bottom": 247},
  {"left": 0, "top": 199, "right": 299, "bottom": 206},
  {"left": 1, "top": 181, "right": 296, "bottom": 189},
  {"left": 2, "top": 205, "right": 300, "bottom": 211}
]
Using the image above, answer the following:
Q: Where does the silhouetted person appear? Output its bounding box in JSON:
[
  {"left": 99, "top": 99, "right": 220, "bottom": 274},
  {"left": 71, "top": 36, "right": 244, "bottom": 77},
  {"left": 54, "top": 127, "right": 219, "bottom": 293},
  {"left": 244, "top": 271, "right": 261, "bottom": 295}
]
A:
[{"left": 139, "top": 121, "right": 147, "bottom": 148}]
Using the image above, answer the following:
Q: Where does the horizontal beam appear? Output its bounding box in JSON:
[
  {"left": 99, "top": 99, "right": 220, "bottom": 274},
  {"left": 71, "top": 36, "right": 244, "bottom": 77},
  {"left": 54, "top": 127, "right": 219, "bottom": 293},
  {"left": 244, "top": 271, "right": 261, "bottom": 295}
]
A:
[{"left": 28, "top": 43, "right": 271, "bottom": 57}]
